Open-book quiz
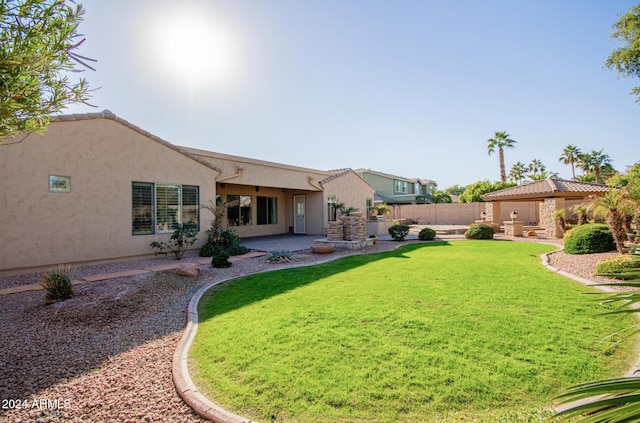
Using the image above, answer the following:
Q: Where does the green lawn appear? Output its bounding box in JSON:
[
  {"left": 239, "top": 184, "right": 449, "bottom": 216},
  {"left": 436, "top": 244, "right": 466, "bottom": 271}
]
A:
[{"left": 191, "top": 241, "right": 637, "bottom": 422}]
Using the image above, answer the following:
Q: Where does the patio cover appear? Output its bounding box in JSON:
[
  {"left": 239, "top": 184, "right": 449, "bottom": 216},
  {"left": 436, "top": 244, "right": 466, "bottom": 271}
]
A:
[{"left": 480, "top": 179, "right": 610, "bottom": 237}]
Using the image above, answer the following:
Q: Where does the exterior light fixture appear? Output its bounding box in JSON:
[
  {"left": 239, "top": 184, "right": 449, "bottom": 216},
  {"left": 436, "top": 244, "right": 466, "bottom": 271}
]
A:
[{"left": 480, "top": 211, "right": 487, "bottom": 220}]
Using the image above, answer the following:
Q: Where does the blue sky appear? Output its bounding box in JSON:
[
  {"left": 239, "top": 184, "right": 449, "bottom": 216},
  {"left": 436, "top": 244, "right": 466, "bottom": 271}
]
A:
[{"left": 64, "top": 0, "right": 640, "bottom": 189}]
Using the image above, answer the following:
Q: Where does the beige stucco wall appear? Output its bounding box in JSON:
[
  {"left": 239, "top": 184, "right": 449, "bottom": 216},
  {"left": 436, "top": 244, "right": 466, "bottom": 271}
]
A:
[
  {"left": 322, "top": 172, "right": 375, "bottom": 219},
  {"left": 186, "top": 147, "right": 330, "bottom": 191},
  {"left": 0, "top": 118, "right": 217, "bottom": 275},
  {"left": 395, "top": 202, "right": 540, "bottom": 225}
]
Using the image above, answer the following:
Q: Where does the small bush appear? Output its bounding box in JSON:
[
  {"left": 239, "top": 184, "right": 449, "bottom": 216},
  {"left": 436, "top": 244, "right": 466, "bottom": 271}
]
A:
[
  {"left": 265, "top": 250, "right": 296, "bottom": 263},
  {"left": 199, "top": 242, "right": 216, "bottom": 257},
  {"left": 388, "top": 224, "right": 410, "bottom": 241},
  {"left": 41, "top": 264, "right": 76, "bottom": 303},
  {"left": 150, "top": 222, "right": 198, "bottom": 260},
  {"left": 199, "top": 228, "right": 249, "bottom": 257},
  {"left": 211, "top": 245, "right": 231, "bottom": 268},
  {"left": 595, "top": 255, "right": 640, "bottom": 277},
  {"left": 418, "top": 227, "right": 436, "bottom": 241},
  {"left": 464, "top": 223, "right": 494, "bottom": 240},
  {"left": 563, "top": 223, "right": 616, "bottom": 254}
]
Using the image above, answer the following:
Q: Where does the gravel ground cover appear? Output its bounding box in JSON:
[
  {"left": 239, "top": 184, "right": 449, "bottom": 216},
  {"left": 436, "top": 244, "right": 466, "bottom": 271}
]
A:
[{"left": 0, "top": 236, "right": 621, "bottom": 422}]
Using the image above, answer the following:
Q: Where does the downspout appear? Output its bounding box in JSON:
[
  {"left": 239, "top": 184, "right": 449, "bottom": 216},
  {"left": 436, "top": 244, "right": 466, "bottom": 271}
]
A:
[
  {"left": 307, "top": 176, "right": 323, "bottom": 191},
  {"left": 216, "top": 166, "right": 244, "bottom": 182}
]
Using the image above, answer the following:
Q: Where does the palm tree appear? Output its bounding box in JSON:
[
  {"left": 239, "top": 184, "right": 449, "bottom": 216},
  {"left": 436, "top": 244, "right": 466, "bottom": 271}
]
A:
[
  {"left": 578, "top": 149, "right": 613, "bottom": 184},
  {"left": 559, "top": 145, "right": 582, "bottom": 181},
  {"left": 528, "top": 159, "right": 546, "bottom": 178},
  {"left": 529, "top": 170, "right": 559, "bottom": 181},
  {"left": 509, "top": 161, "right": 528, "bottom": 184},
  {"left": 487, "top": 131, "right": 517, "bottom": 182},
  {"left": 589, "top": 189, "right": 634, "bottom": 253}
]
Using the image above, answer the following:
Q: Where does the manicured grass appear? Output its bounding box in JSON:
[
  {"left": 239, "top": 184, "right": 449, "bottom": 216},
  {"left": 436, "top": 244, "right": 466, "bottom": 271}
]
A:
[{"left": 191, "top": 241, "right": 637, "bottom": 422}]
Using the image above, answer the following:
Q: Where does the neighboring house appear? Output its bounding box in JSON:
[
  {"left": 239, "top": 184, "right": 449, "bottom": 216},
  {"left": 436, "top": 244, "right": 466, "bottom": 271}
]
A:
[
  {"left": 0, "top": 111, "right": 374, "bottom": 276},
  {"left": 355, "top": 169, "right": 437, "bottom": 206}
]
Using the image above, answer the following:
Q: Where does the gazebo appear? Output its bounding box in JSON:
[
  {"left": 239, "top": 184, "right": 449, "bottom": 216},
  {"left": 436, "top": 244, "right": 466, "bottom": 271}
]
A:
[{"left": 480, "top": 179, "right": 611, "bottom": 238}]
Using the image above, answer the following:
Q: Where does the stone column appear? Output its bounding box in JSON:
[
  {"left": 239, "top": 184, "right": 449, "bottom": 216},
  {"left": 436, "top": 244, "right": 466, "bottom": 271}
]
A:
[
  {"left": 486, "top": 202, "right": 501, "bottom": 228},
  {"left": 542, "top": 198, "right": 565, "bottom": 238},
  {"left": 326, "top": 221, "right": 343, "bottom": 241}
]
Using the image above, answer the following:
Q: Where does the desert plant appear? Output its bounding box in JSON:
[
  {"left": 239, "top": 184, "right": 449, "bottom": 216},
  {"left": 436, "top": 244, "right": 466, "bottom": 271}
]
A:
[
  {"left": 200, "top": 227, "right": 249, "bottom": 257},
  {"left": 388, "top": 224, "right": 410, "bottom": 241},
  {"left": 589, "top": 189, "right": 635, "bottom": 253},
  {"left": 150, "top": 222, "right": 198, "bottom": 260},
  {"left": 211, "top": 245, "right": 232, "bottom": 268},
  {"left": 375, "top": 203, "right": 391, "bottom": 216},
  {"left": 563, "top": 223, "right": 616, "bottom": 255},
  {"left": 418, "top": 227, "right": 436, "bottom": 241},
  {"left": 265, "top": 250, "right": 296, "bottom": 263},
  {"left": 464, "top": 223, "right": 494, "bottom": 240},
  {"left": 41, "top": 264, "right": 76, "bottom": 303},
  {"left": 595, "top": 255, "right": 640, "bottom": 277}
]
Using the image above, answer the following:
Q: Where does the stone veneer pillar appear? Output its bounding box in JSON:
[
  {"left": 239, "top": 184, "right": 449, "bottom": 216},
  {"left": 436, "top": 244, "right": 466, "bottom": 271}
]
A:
[
  {"left": 541, "top": 198, "right": 565, "bottom": 238},
  {"left": 485, "top": 202, "right": 501, "bottom": 227}
]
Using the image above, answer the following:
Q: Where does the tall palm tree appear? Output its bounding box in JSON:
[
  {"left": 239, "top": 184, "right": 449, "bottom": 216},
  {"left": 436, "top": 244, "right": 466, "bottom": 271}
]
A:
[
  {"left": 528, "top": 159, "right": 546, "bottom": 178},
  {"left": 487, "top": 131, "right": 517, "bottom": 182},
  {"left": 559, "top": 145, "right": 582, "bottom": 181},
  {"left": 509, "top": 161, "right": 528, "bottom": 184},
  {"left": 578, "top": 149, "right": 613, "bottom": 184}
]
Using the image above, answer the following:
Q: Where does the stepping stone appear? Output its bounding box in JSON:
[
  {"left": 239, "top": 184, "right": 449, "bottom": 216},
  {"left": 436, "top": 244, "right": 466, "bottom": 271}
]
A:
[{"left": 144, "top": 263, "right": 183, "bottom": 272}]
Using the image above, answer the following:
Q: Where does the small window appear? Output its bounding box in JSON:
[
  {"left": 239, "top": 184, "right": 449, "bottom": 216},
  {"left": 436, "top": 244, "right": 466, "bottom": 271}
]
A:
[
  {"left": 257, "top": 196, "right": 278, "bottom": 225},
  {"left": 49, "top": 175, "right": 71, "bottom": 193}
]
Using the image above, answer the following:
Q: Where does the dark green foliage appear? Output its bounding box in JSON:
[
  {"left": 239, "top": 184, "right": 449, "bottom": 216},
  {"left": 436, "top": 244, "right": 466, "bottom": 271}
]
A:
[
  {"left": 464, "top": 223, "right": 494, "bottom": 240},
  {"left": 459, "top": 180, "right": 517, "bottom": 203},
  {"left": 265, "top": 250, "right": 296, "bottom": 263},
  {"left": 388, "top": 224, "right": 410, "bottom": 241},
  {"left": 211, "top": 245, "right": 232, "bottom": 268},
  {"left": 563, "top": 223, "right": 616, "bottom": 254},
  {"left": 200, "top": 228, "right": 248, "bottom": 257},
  {"left": 41, "top": 265, "right": 76, "bottom": 303},
  {"left": 150, "top": 222, "right": 198, "bottom": 260},
  {"left": 418, "top": 227, "right": 436, "bottom": 241}
]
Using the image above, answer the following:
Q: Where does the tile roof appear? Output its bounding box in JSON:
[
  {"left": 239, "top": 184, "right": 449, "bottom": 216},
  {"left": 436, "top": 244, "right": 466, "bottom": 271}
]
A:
[{"left": 481, "top": 179, "right": 611, "bottom": 201}]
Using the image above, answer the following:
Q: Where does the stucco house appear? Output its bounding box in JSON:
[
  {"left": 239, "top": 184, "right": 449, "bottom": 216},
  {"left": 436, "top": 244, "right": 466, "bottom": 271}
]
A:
[
  {"left": 355, "top": 168, "right": 437, "bottom": 206},
  {"left": 0, "top": 110, "right": 374, "bottom": 276}
]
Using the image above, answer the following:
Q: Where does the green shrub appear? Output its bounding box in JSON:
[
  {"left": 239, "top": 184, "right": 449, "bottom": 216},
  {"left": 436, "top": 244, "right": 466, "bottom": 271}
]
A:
[
  {"left": 464, "top": 223, "right": 494, "bottom": 240},
  {"left": 418, "top": 227, "right": 436, "bottom": 241},
  {"left": 595, "top": 255, "right": 640, "bottom": 278},
  {"left": 150, "top": 222, "right": 198, "bottom": 260},
  {"left": 388, "top": 224, "right": 410, "bottom": 241},
  {"left": 41, "top": 264, "right": 76, "bottom": 303},
  {"left": 265, "top": 250, "right": 296, "bottom": 263},
  {"left": 199, "top": 242, "right": 216, "bottom": 257},
  {"left": 199, "top": 228, "right": 249, "bottom": 257},
  {"left": 563, "top": 223, "right": 616, "bottom": 254},
  {"left": 211, "top": 245, "right": 232, "bottom": 268}
]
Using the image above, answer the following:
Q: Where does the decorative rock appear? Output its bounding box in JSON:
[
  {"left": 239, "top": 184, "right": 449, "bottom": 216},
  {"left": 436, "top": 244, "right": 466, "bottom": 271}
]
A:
[
  {"left": 175, "top": 263, "right": 199, "bottom": 278},
  {"left": 525, "top": 230, "right": 538, "bottom": 237},
  {"left": 311, "top": 244, "right": 335, "bottom": 254}
]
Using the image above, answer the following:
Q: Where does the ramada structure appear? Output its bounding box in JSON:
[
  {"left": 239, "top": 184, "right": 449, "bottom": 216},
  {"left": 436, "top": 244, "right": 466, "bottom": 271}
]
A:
[
  {"left": 0, "top": 110, "right": 374, "bottom": 276},
  {"left": 481, "top": 179, "right": 612, "bottom": 237}
]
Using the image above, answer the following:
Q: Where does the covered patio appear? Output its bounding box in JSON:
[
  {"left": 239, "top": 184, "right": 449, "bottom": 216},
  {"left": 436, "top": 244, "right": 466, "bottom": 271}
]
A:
[{"left": 480, "top": 179, "right": 611, "bottom": 238}]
